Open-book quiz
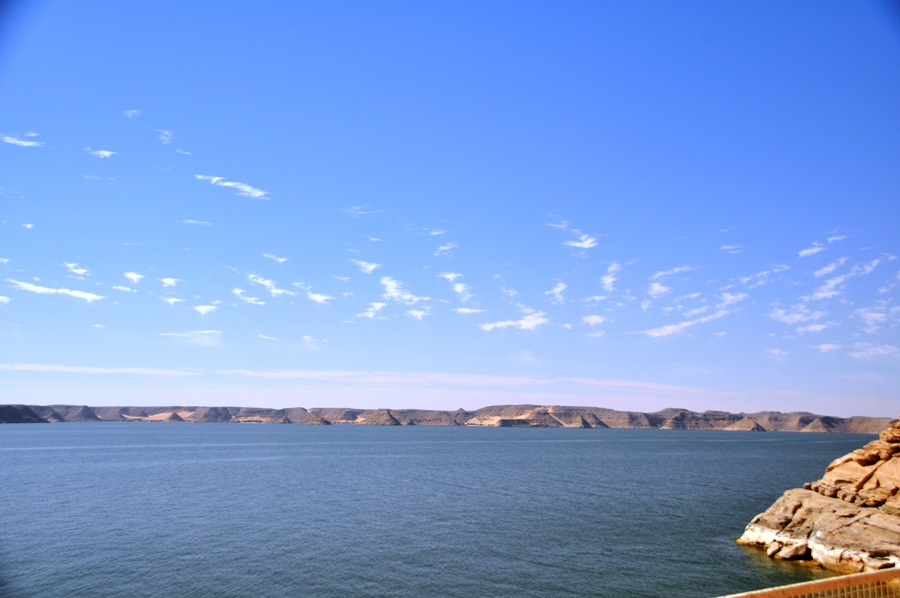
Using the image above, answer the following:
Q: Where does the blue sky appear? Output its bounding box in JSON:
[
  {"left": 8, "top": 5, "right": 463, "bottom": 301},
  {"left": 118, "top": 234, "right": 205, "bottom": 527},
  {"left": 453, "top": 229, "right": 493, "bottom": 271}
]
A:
[{"left": 1, "top": 1, "right": 899, "bottom": 415}]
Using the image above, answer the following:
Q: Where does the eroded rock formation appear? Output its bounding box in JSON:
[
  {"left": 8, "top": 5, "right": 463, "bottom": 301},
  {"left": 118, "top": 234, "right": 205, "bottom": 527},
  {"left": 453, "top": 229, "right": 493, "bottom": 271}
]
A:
[{"left": 738, "top": 417, "right": 900, "bottom": 572}]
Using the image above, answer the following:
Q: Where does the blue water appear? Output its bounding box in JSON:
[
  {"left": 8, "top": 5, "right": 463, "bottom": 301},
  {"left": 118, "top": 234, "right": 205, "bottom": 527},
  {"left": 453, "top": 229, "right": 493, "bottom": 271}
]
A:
[{"left": 0, "top": 424, "right": 872, "bottom": 598}]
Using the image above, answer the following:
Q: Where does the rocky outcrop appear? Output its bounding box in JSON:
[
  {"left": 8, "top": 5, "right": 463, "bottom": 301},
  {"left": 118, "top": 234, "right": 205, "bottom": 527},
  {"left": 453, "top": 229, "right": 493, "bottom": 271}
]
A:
[
  {"left": 738, "top": 417, "right": 900, "bottom": 572},
  {"left": 0, "top": 405, "right": 49, "bottom": 423}
]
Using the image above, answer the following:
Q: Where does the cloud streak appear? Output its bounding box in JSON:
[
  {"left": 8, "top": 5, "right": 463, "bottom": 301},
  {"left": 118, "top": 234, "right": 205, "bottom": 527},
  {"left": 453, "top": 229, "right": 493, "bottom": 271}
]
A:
[
  {"left": 195, "top": 174, "right": 268, "bottom": 199},
  {"left": 640, "top": 309, "right": 730, "bottom": 338},
  {"left": 7, "top": 279, "right": 104, "bottom": 303}
]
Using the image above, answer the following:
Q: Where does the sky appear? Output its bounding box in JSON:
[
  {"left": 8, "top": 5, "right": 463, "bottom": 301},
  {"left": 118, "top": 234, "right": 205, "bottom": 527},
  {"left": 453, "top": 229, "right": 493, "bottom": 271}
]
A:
[{"left": 1, "top": 1, "right": 899, "bottom": 416}]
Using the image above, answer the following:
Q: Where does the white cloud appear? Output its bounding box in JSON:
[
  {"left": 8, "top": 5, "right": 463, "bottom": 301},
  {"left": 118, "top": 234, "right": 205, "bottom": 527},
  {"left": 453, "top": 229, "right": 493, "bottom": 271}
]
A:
[
  {"left": 6, "top": 279, "right": 104, "bottom": 303},
  {"left": 795, "top": 323, "right": 832, "bottom": 334},
  {"left": 640, "top": 309, "right": 730, "bottom": 338},
  {"left": 583, "top": 295, "right": 606, "bottom": 302},
  {"left": 176, "top": 149, "right": 192, "bottom": 155},
  {"left": 232, "top": 288, "right": 264, "bottom": 305},
  {"left": 368, "top": 237, "right": 381, "bottom": 242},
  {"left": 83, "top": 175, "right": 102, "bottom": 180},
  {"left": 0, "top": 295, "right": 9, "bottom": 303},
  {"left": 195, "top": 174, "right": 268, "bottom": 200},
  {"left": 124, "top": 272, "right": 144, "bottom": 284},
  {"left": 647, "top": 282, "right": 671, "bottom": 299},
  {"left": 714, "top": 331, "right": 726, "bottom": 337},
  {"left": 454, "top": 308, "right": 485, "bottom": 314},
  {"left": 332, "top": 275, "right": 350, "bottom": 282},
  {"left": 407, "top": 310, "right": 428, "bottom": 320},
  {"left": 768, "top": 304, "right": 826, "bottom": 324},
  {"left": 847, "top": 343, "right": 898, "bottom": 360},
  {"left": 720, "top": 245, "right": 742, "bottom": 254},
  {"left": 183, "top": 219, "right": 212, "bottom": 226},
  {"left": 437, "top": 272, "right": 462, "bottom": 282},
  {"left": 650, "top": 266, "right": 695, "bottom": 280},
  {"left": 381, "top": 277, "right": 429, "bottom": 304},
  {"left": 123, "top": 110, "right": 141, "bottom": 118},
  {"left": 452, "top": 283, "right": 473, "bottom": 301},
  {"left": 343, "top": 206, "right": 381, "bottom": 216},
  {"left": 0, "top": 258, "right": 7, "bottom": 264},
  {"left": 805, "top": 259, "right": 881, "bottom": 301},
  {"left": 85, "top": 148, "right": 116, "bottom": 158},
  {"left": 351, "top": 259, "right": 382, "bottom": 274},
  {"left": 247, "top": 273, "right": 295, "bottom": 297},
  {"left": 112, "top": 285, "right": 136, "bottom": 293},
  {"left": 159, "top": 278, "right": 180, "bottom": 287},
  {"left": 854, "top": 303, "right": 900, "bottom": 334},
  {"left": 22, "top": 224, "right": 34, "bottom": 230},
  {"left": 640, "top": 300, "right": 652, "bottom": 311},
  {"left": 258, "top": 334, "right": 277, "bottom": 340},
  {"left": 426, "top": 228, "right": 445, "bottom": 236},
  {"left": 160, "top": 330, "right": 221, "bottom": 347},
  {"left": 547, "top": 220, "right": 569, "bottom": 229},
  {"left": 583, "top": 315, "right": 606, "bottom": 326},
  {"left": 601, "top": 262, "right": 621, "bottom": 292},
  {"left": 813, "top": 343, "right": 840, "bottom": 352},
  {"left": 307, "top": 291, "right": 333, "bottom": 305},
  {"left": 2, "top": 135, "right": 43, "bottom": 147},
  {"left": 194, "top": 305, "right": 216, "bottom": 315},
  {"left": 717, "top": 292, "right": 747, "bottom": 308},
  {"left": 358, "top": 302, "right": 387, "bottom": 319},
  {"left": 767, "top": 349, "right": 789, "bottom": 356},
  {"left": 263, "top": 254, "right": 288, "bottom": 263},
  {"left": 563, "top": 231, "right": 597, "bottom": 250},
  {"left": 675, "top": 292, "right": 702, "bottom": 301},
  {"left": 545, "top": 282, "right": 566, "bottom": 304},
  {"left": 434, "top": 242, "right": 458, "bottom": 256},
  {"left": 156, "top": 130, "right": 173, "bottom": 144},
  {"left": 798, "top": 243, "right": 825, "bottom": 258},
  {"left": 64, "top": 262, "right": 90, "bottom": 276},
  {"left": 828, "top": 235, "right": 848, "bottom": 243},
  {"left": 683, "top": 305, "right": 710, "bottom": 317},
  {"left": 92, "top": 323, "right": 104, "bottom": 328},
  {"left": 160, "top": 297, "right": 185, "bottom": 306},
  {"left": 814, "top": 258, "right": 848, "bottom": 278},
  {"left": 481, "top": 307, "right": 549, "bottom": 331},
  {"left": 586, "top": 331, "right": 605, "bottom": 338}
]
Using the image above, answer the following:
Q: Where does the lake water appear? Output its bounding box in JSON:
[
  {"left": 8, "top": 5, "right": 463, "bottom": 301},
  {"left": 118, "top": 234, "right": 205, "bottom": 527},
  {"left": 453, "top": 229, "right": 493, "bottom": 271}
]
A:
[{"left": 0, "top": 424, "right": 874, "bottom": 598}]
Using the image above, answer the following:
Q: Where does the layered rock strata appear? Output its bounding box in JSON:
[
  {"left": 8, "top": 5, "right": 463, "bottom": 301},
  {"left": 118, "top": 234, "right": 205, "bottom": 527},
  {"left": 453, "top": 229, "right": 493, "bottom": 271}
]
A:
[
  {"left": 738, "top": 417, "right": 900, "bottom": 572},
  {"left": 0, "top": 404, "right": 893, "bottom": 432}
]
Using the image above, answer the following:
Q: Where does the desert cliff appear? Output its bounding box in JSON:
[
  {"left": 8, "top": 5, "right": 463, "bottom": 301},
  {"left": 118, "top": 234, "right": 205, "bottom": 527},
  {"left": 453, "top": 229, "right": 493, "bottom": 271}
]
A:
[{"left": 738, "top": 416, "right": 900, "bottom": 572}]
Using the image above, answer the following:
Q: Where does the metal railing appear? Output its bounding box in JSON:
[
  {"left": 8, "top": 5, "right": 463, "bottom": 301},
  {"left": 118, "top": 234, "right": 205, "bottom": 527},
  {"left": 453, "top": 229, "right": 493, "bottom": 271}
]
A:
[{"left": 717, "top": 567, "right": 900, "bottom": 598}]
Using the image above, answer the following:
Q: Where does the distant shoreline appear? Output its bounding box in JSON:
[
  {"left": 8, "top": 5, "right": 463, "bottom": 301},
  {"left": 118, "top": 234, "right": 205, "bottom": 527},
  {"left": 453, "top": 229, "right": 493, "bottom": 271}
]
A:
[{"left": 0, "top": 404, "right": 894, "bottom": 432}]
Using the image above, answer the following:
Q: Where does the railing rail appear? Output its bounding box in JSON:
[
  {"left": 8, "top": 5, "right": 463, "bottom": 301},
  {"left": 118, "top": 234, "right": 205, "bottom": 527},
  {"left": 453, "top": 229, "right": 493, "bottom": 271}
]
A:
[{"left": 716, "top": 567, "right": 900, "bottom": 598}]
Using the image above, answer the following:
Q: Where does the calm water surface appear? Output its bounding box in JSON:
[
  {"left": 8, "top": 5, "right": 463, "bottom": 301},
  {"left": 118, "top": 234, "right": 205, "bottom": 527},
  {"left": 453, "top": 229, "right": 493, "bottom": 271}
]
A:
[{"left": 0, "top": 424, "right": 872, "bottom": 597}]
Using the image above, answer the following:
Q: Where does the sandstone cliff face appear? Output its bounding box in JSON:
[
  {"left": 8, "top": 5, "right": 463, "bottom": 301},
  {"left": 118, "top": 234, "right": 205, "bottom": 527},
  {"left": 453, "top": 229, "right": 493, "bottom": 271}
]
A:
[{"left": 738, "top": 417, "right": 900, "bottom": 573}]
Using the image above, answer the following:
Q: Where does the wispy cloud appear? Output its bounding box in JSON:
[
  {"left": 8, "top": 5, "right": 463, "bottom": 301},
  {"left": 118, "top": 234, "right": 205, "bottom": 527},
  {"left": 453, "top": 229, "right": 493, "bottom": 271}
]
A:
[
  {"left": 195, "top": 174, "right": 268, "bottom": 199},
  {"left": 828, "top": 235, "right": 848, "bottom": 243},
  {"left": 640, "top": 309, "right": 730, "bottom": 338},
  {"left": 232, "top": 288, "right": 264, "bottom": 305},
  {"left": 805, "top": 259, "right": 881, "bottom": 301},
  {"left": 407, "top": 309, "right": 428, "bottom": 320},
  {"left": 263, "top": 254, "right": 288, "bottom": 263},
  {"left": 545, "top": 282, "right": 566, "bottom": 304},
  {"left": 160, "top": 297, "right": 185, "bottom": 306},
  {"left": 2, "top": 135, "right": 43, "bottom": 147},
  {"left": 425, "top": 228, "right": 445, "bottom": 236},
  {"left": 847, "top": 343, "right": 898, "bottom": 360},
  {"left": 439, "top": 273, "right": 473, "bottom": 300},
  {"left": 0, "top": 295, "right": 9, "bottom": 303},
  {"left": 175, "top": 149, "right": 192, "bottom": 155},
  {"left": 798, "top": 243, "right": 825, "bottom": 258},
  {"left": 381, "top": 277, "right": 429, "bottom": 305},
  {"left": 123, "top": 110, "right": 141, "bottom": 118},
  {"left": 547, "top": 220, "right": 569, "bottom": 229},
  {"left": 814, "top": 257, "right": 848, "bottom": 278},
  {"left": 124, "top": 272, "right": 143, "bottom": 284},
  {"left": 717, "top": 292, "right": 747, "bottom": 308},
  {"left": 683, "top": 305, "right": 710, "bottom": 317},
  {"left": 647, "top": 282, "right": 671, "bottom": 299},
  {"left": 351, "top": 259, "right": 381, "bottom": 274},
  {"left": 22, "top": 224, "right": 35, "bottom": 230},
  {"left": 307, "top": 291, "right": 333, "bottom": 305},
  {"left": 343, "top": 206, "right": 381, "bottom": 217},
  {"left": 156, "top": 130, "right": 173, "bottom": 144},
  {"left": 454, "top": 307, "right": 484, "bottom": 314},
  {"left": 767, "top": 349, "right": 789, "bottom": 356},
  {"left": 332, "top": 275, "right": 350, "bottom": 282},
  {"left": 358, "top": 302, "right": 387, "bottom": 319},
  {"left": 160, "top": 330, "right": 221, "bottom": 347},
  {"left": 159, "top": 278, "right": 179, "bottom": 287},
  {"left": 601, "top": 262, "right": 621, "bottom": 292},
  {"left": 563, "top": 231, "right": 597, "bottom": 250},
  {"left": 720, "top": 245, "right": 742, "bottom": 254},
  {"left": 738, "top": 265, "right": 789, "bottom": 288},
  {"left": 247, "top": 273, "right": 295, "bottom": 297},
  {"left": 796, "top": 323, "right": 833, "bottom": 334},
  {"left": 583, "top": 315, "right": 606, "bottom": 326},
  {"left": 0, "top": 363, "right": 194, "bottom": 375},
  {"left": 813, "top": 343, "right": 840, "bottom": 352},
  {"left": 183, "top": 219, "right": 212, "bottom": 226},
  {"left": 64, "top": 262, "right": 90, "bottom": 276},
  {"left": 769, "top": 304, "right": 825, "bottom": 324},
  {"left": 437, "top": 272, "right": 462, "bottom": 282},
  {"left": 258, "top": 334, "right": 277, "bottom": 340},
  {"left": 194, "top": 305, "right": 216, "bottom": 315},
  {"left": 112, "top": 285, "right": 136, "bottom": 293},
  {"left": 6, "top": 279, "right": 104, "bottom": 303},
  {"left": 854, "top": 303, "right": 900, "bottom": 334},
  {"left": 480, "top": 306, "right": 549, "bottom": 332},
  {"left": 85, "top": 148, "right": 116, "bottom": 158},
  {"left": 650, "top": 265, "right": 695, "bottom": 280},
  {"left": 434, "top": 242, "right": 458, "bottom": 256},
  {"left": 583, "top": 295, "right": 606, "bottom": 303}
]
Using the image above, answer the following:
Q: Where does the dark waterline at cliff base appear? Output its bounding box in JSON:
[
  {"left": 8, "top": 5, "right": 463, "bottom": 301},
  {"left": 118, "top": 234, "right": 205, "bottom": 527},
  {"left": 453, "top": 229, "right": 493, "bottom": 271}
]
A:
[{"left": 0, "top": 425, "right": 874, "bottom": 598}]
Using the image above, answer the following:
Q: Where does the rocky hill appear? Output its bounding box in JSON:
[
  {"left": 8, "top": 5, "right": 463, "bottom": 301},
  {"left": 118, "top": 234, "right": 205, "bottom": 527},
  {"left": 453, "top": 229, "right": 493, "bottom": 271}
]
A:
[
  {"left": 738, "top": 417, "right": 900, "bottom": 572},
  {"left": 0, "top": 403, "right": 892, "bottom": 432}
]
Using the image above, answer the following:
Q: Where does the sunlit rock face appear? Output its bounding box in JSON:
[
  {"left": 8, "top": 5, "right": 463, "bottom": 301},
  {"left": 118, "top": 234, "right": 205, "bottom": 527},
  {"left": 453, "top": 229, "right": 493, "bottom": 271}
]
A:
[{"left": 738, "top": 417, "right": 900, "bottom": 573}]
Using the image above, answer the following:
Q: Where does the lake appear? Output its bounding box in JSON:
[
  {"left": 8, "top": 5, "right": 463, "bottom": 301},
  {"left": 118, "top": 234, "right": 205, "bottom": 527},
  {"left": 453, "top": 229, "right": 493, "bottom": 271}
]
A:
[{"left": 0, "top": 424, "right": 873, "bottom": 597}]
